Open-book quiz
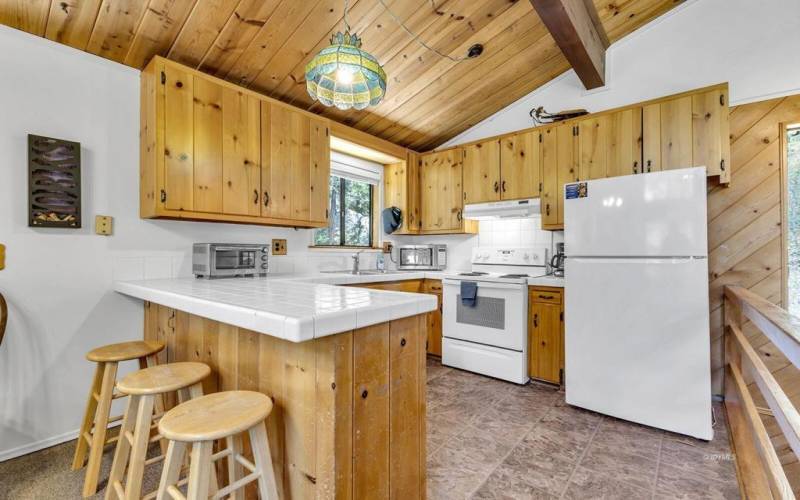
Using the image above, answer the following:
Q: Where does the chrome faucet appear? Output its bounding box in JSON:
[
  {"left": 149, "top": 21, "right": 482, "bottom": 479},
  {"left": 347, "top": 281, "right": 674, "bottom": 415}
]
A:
[{"left": 351, "top": 250, "right": 365, "bottom": 274}]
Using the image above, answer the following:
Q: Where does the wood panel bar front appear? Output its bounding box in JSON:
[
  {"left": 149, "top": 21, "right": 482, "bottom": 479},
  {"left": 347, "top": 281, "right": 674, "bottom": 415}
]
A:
[{"left": 142, "top": 301, "right": 427, "bottom": 499}]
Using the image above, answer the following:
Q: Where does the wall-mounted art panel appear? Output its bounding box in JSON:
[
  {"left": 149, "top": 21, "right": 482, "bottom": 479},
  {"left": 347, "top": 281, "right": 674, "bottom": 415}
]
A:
[{"left": 28, "top": 134, "right": 81, "bottom": 228}]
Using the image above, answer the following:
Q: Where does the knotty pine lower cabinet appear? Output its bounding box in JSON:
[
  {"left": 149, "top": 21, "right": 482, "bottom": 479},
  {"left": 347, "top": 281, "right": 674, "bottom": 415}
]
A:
[
  {"left": 347, "top": 279, "right": 444, "bottom": 356},
  {"left": 528, "top": 287, "right": 564, "bottom": 384},
  {"left": 143, "top": 302, "right": 427, "bottom": 500}
]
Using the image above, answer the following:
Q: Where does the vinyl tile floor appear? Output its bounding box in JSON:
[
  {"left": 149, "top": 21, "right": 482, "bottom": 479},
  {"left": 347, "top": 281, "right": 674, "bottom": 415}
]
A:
[{"left": 0, "top": 357, "right": 740, "bottom": 499}]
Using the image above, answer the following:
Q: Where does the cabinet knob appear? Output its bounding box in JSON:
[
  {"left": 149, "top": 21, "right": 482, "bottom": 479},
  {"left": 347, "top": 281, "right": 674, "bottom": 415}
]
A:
[
  {"left": 400, "top": 337, "right": 406, "bottom": 347},
  {"left": 361, "top": 389, "right": 368, "bottom": 399}
]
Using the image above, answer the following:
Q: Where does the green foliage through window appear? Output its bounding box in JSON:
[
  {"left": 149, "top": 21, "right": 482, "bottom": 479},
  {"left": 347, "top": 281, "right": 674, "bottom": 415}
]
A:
[{"left": 313, "top": 175, "right": 373, "bottom": 247}]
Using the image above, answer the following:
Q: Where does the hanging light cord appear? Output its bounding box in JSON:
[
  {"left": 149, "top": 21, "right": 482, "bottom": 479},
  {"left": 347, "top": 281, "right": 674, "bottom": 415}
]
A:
[{"left": 343, "top": 0, "right": 471, "bottom": 63}]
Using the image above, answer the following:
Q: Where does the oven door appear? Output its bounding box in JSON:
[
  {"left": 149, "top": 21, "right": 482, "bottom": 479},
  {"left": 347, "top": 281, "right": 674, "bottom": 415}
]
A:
[
  {"left": 442, "top": 279, "right": 527, "bottom": 351},
  {"left": 212, "top": 247, "right": 257, "bottom": 275}
]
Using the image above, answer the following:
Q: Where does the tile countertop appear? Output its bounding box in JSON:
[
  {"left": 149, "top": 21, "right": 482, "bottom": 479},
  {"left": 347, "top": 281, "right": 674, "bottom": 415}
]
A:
[{"left": 114, "top": 277, "right": 437, "bottom": 343}]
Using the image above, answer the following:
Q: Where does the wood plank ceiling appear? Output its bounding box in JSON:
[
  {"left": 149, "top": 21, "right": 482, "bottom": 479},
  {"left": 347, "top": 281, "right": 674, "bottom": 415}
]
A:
[{"left": 0, "top": 0, "right": 684, "bottom": 151}]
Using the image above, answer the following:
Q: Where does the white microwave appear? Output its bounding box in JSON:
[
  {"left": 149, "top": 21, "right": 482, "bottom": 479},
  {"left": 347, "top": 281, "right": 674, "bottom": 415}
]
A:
[{"left": 397, "top": 244, "right": 447, "bottom": 271}]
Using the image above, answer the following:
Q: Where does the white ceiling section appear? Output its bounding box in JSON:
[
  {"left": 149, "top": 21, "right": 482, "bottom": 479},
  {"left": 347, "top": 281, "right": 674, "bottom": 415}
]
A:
[{"left": 442, "top": 0, "right": 800, "bottom": 147}]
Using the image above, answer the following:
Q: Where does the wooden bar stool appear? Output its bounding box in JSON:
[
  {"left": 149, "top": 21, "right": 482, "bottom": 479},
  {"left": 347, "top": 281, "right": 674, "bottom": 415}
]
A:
[
  {"left": 73, "top": 340, "right": 165, "bottom": 497},
  {"left": 156, "top": 391, "right": 279, "bottom": 500},
  {"left": 106, "top": 362, "right": 212, "bottom": 500}
]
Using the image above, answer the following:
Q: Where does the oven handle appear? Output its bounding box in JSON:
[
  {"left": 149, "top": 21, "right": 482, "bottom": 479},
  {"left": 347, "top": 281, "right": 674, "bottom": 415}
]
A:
[{"left": 442, "top": 279, "right": 524, "bottom": 290}]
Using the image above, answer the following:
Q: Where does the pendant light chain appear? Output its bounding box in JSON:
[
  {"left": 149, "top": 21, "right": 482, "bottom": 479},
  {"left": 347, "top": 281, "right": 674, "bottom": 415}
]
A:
[{"left": 375, "top": 0, "right": 471, "bottom": 63}]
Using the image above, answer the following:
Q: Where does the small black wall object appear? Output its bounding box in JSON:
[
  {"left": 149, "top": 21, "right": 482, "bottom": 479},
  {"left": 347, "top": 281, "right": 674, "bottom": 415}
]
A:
[{"left": 382, "top": 206, "right": 402, "bottom": 234}]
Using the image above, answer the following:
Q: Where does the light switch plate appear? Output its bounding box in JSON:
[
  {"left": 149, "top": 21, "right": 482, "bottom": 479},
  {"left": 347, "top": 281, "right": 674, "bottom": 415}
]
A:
[
  {"left": 95, "top": 215, "right": 113, "bottom": 236},
  {"left": 0, "top": 244, "right": 5, "bottom": 270},
  {"left": 272, "top": 239, "right": 287, "bottom": 255}
]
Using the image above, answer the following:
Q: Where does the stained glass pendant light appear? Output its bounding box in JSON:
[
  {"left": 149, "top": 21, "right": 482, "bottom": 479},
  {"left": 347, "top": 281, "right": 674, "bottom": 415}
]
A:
[{"left": 305, "top": 2, "right": 386, "bottom": 110}]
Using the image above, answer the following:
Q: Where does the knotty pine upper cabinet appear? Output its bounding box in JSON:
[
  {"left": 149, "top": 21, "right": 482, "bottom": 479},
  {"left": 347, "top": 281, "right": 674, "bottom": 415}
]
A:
[
  {"left": 420, "top": 149, "right": 476, "bottom": 234},
  {"left": 606, "top": 108, "right": 643, "bottom": 178},
  {"left": 463, "top": 139, "right": 501, "bottom": 204},
  {"left": 140, "top": 56, "right": 331, "bottom": 228},
  {"left": 538, "top": 123, "right": 578, "bottom": 231},
  {"left": 261, "top": 102, "right": 330, "bottom": 224},
  {"left": 500, "top": 130, "right": 541, "bottom": 200},
  {"left": 642, "top": 85, "right": 730, "bottom": 183},
  {"left": 384, "top": 151, "right": 421, "bottom": 234}
]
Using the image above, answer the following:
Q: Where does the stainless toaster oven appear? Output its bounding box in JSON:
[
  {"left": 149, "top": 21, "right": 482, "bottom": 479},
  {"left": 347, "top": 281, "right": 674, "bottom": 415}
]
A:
[
  {"left": 397, "top": 244, "right": 447, "bottom": 271},
  {"left": 193, "top": 243, "right": 269, "bottom": 279}
]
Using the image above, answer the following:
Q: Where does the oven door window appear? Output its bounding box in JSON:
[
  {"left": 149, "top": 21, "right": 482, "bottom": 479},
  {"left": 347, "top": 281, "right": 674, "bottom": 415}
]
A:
[
  {"left": 455, "top": 296, "right": 505, "bottom": 330},
  {"left": 215, "top": 250, "right": 256, "bottom": 270}
]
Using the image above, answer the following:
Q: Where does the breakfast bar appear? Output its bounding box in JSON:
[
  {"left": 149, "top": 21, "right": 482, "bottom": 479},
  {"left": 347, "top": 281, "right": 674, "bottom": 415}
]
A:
[{"left": 114, "top": 278, "right": 436, "bottom": 499}]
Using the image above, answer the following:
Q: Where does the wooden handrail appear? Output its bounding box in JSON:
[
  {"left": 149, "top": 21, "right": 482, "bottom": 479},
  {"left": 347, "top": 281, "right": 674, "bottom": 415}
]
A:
[
  {"left": 724, "top": 285, "right": 800, "bottom": 368},
  {"left": 0, "top": 292, "right": 6, "bottom": 348},
  {"left": 724, "top": 285, "right": 799, "bottom": 499}
]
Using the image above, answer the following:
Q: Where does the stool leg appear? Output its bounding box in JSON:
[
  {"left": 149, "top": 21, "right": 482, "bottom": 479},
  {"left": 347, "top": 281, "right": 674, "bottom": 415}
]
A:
[
  {"left": 83, "top": 361, "right": 118, "bottom": 497},
  {"left": 157, "top": 440, "right": 186, "bottom": 500},
  {"left": 186, "top": 441, "right": 213, "bottom": 500},
  {"left": 226, "top": 434, "right": 244, "bottom": 500},
  {"left": 145, "top": 355, "right": 168, "bottom": 456},
  {"left": 183, "top": 383, "right": 219, "bottom": 495},
  {"left": 124, "top": 394, "right": 155, "bottom": 500},
  {"left": 72, "top": 362, "right": 104, "bottom": 470},
  {"left": 248, "top": 423, "right": 279, "bottom": 500},
  {"left": 105, "top": 394, "right": 141, "bottom": 500}
]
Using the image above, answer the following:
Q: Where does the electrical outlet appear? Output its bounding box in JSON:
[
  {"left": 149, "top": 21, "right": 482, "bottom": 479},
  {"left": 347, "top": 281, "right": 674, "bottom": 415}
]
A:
[
  {"left": 272, "top": 239, "right": 287, "bottom": 256},
  {"left": 382, "top": 242, "right": 393, "bottom": 254},
  {"left": 95, "top": 215, "right": 113, "bottom": 236},
  {"left": 0, "top": 244, "right": 5, "bottom": 270}
]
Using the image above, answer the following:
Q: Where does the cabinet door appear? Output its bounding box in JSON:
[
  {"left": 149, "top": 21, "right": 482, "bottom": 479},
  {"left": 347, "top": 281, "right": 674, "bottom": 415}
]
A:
[
  {"left": 556, "top": 124, "right": 578, "bottom": 226},
  {"left": 406, "top": 152, "right": 421, "bottom": 232},
  {"left": 606, "top": 108, "right": 642, "bottom": 178},
  {"left": 500, "top": 130, "right": 540, "bottom": 200},
  {"left": 222, "top": 88, "right": 261, "bottom": 216},
  {"left": 642, "top": 103, "right": 661, "bottom": 174},
  {"left": 309, "top": 116, "right": 330, "bottom": 223},
  {"left": 529, "top": 301, "right": 562, "bottom": 383},
  {"left": 385, "top": 153, "right": 421, "bottom": 234},
  {"left": 578, "top": 115, "right": 610, "bottom": 181},
  {"left": 540, "top": 127, "right": 559, "bottom": 227},
  {"left": 421, "top": 149, "right": 463, "bottom": 231},
  {"left": 659, "top": 96, "right": 693, "bottom": 172},
  {"left": 193, "top": 78, "right": 224, "bottom": 213},
  {"left": 463, "top": 139, "right": 501, "bottom": 204},
  {"left": 163, "top": 65, "right": 194, "bottom": 211},
  {"left": 427, "top": 292, "right": 443, "bottom": 356},
  {"left": 692, "top": 88, "right": 730, "bottom": 181}
]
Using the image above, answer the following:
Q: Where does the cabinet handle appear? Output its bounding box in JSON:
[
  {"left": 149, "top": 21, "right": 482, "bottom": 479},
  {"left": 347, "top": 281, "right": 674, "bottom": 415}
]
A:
[
  {"left": 263, "top": 191, "right": 270, "bottom": 207},
  {"left": 502, "top": 180, "right": 506, "bottom": 192},
  {"left": 493, "top": 181, "right": 499, "bottom": 193},
  {"left": 538, "top": 294, "right": 554, "bottom": 300},
  {"left": 160, "top": 189, "right": 166, "bottom": 203},
  {"left": 253, "top": 189, "right": 258, "bottom": 205},
  {"left": 545, "top": 204, "right": 550, "bottom": 216},
  {"left": 633, "top": 161, "right": 639, "bottom": 174},
  {"left": 646, "top": 160, "right": 652, "bottom": 173},
  {"left": 533, "top": 313, "right": 538, "bottom": 327},
  {"left": 457, "top": 210, "right": 462, "bottom": 222}
]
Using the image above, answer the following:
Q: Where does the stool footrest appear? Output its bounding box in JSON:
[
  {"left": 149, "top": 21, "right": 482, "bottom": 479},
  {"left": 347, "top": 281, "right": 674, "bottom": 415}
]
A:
[
  {"left": 112, "top": 480, "right": 125, "bottom": 499},
  {"left": 211, "top": 470, "right": 261, "bottom": 500}
]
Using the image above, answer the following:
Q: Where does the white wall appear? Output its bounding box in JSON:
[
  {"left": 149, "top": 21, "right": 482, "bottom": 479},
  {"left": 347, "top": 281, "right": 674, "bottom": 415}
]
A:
[
  {"left": 442, "top": 0, "right": 800, "bottom": 148},
  {"left": 0, "top": 26, "right": 379, "bottom": 460}
]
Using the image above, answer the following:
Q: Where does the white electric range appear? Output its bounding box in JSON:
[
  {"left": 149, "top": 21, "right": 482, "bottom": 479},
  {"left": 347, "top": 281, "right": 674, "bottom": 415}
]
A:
[{"left": 441, "top": 247, "right": 550, "bottom": 384}]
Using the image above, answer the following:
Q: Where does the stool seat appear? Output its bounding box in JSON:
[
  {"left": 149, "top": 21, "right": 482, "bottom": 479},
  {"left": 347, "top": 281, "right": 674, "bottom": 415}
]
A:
[
  {"left": 117, "top": 362, "right": 210, "bottom": 395},
  {"left": 159, "top": 391, "right": 272, "bottom": 442},
  {"left": 86, "top": 340, "right": 164, "bottom": 362}
]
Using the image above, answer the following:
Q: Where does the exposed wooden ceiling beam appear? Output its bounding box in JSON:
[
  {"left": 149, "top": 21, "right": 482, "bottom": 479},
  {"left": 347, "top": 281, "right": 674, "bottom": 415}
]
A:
[{"left": 528, "top": 0, "right": 609, "bottom": 89}]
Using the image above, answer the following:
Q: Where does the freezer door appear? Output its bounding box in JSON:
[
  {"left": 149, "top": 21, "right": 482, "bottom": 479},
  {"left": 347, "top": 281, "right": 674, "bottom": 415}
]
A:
[
  {"left": 564, "top": 257, "right": 713, "bottom": 440},
  {"left": 564, "top": 167, "right": 708, "bottom": 257}
]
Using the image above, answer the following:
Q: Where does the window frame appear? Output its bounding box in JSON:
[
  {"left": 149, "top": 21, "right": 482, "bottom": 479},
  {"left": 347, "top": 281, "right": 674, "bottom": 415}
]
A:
[{"left": 312, "top": 174, "right": 376, "bottom": 249}]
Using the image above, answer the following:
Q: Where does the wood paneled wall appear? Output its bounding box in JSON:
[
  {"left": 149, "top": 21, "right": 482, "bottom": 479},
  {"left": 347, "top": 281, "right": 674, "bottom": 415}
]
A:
[
  {"left": 143, "top": 302, "right": 428, "bottom": 499},
  {"left": 708, "top": 95, "right": 800, "bottom": 492}
]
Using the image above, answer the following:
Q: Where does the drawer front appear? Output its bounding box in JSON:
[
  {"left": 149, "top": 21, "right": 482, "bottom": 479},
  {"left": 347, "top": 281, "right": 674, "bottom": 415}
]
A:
[
  {"left": 423, "top": 279, "right": 443, "bottom": 293},
  {"left": 529, "top": 287, "right": 562, "bottom": 305}
]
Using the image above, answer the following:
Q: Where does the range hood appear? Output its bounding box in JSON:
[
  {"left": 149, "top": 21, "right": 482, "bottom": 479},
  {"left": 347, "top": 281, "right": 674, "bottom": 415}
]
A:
[{"left": 462, "top": 198, "right": 540, "bottom": 220}]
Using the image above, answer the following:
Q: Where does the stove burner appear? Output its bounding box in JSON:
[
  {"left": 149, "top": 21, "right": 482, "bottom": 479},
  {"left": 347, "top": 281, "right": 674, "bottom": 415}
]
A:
[
  {"left": 499, "top": 274, "right": 529, "bottom": 279},
  {"left": 459, "top": 272, "right": 488, "bottom": 276}
]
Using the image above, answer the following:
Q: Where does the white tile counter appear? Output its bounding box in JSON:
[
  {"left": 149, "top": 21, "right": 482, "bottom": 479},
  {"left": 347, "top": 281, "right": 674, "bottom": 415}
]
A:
[
  {"left": 527, "top": 275, "right": 565, "bottom": 287},
  {"left": 114, "top": 277, "right": 437, "bottom": 343}
]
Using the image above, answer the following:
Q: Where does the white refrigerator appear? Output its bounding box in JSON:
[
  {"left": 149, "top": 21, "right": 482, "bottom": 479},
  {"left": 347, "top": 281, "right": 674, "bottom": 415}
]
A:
[{"left": 564, "top": 166, "right": 712, "bottom": 440}]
